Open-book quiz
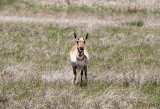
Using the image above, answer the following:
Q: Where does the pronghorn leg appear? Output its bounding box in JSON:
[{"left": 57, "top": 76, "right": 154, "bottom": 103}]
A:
[
  {"left": 73, "top": 68, "right": 77, "bottom": 84},
  {"left": 84, "top": 66, "right": 88, "bottom": 86},
  {"left": 80, "top": 70, "right": 83, "bottom": 86}
]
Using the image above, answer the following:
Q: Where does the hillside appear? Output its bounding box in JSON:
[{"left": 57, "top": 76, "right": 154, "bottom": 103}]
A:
[{"left": 0, "top": 0, "right": 160, "bottom": 108}]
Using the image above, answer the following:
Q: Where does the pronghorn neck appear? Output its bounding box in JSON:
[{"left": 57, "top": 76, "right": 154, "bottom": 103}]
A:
[{"left": 76, "top": 54, "right": 84, "bottom": 61}]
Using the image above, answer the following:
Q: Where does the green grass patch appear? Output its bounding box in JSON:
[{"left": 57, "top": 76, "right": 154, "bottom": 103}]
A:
[
  {"left": 15, "top": 1, "right": 160, "bottom": 17},
  {"left": 91, "top": 45, "right": 110, "bottom": 53},
  {"left": 45, "top": 26, "right": 73, "bottom": 39},
  {"left": 1, "top": 80, "right": 42, "bottom": 101},
  {"left": 75, "top": 80, "right": 112, "bottom": 98},
  {"left": 141, "top": 83, "right": 160, "bottom": 108},
  {"left": 124, "top": 20, "right": 144, "bottom": 27},
  {"left": 25, "top": 2, "right": 38, "bottom": 9},
  {"left": 107, "top": 45, "right": 160, "bottom": 69},
  {"left": 0, "top": 0, "right": 18, "bottom": 10},
  {"left": 67, "top": 5, "right": 95, "bottom": 13}
]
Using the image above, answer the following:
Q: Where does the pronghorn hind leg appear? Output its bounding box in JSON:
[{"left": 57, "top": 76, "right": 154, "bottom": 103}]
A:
[
  {"left": 80, "top": 70, "right": 83, "bottom": 86},
  {"left": 73, "top": 67, "right": 77, "bottom": 84},
  {"left": 84, "top": 66, "right": 88, "bottom": 86}
]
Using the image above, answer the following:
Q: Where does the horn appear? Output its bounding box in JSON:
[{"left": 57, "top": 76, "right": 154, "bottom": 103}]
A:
[
  {"left": 85, "top": 33, "right": 89, "bottom": 40},
  {"left": 74, "top": 32, "right": 77, "bottom": 39}
]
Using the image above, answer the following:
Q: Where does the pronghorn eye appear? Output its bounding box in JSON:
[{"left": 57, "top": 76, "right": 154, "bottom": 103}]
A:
[
  {"left": 84, "top": 41, "right": 86, "bottom": 44},
  {"left": 77, "top": 41, "right": 78, "bottom": 44}
]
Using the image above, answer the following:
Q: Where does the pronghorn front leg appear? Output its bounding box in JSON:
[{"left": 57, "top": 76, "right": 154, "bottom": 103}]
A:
[
  {"left": 73, "top": 67, "right": 77, "bottom": 84},
  {"left": 80, "top": 70, "right": 83, "bottom": 86},
  {"left": 84, "top": 66, "right": 88, "bottom": 85}
]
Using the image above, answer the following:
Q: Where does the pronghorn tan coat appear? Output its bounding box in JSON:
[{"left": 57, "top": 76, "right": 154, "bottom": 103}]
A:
[{"left": 70, "top": 44, "right": 89, "bottom": 70}]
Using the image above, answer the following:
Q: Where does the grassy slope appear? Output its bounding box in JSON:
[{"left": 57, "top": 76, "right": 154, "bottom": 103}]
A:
[{"left": 0, "top": 0, "right": 160, "bottom": 108}]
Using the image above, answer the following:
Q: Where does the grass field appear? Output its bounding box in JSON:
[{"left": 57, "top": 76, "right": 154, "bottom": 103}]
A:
[{"left": 0, "top": 0, "right": 160, "bottom": 108}]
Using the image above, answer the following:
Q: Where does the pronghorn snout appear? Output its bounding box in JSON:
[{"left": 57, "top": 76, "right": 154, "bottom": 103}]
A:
[
  {"left": 80, "top": 47, "right": 84, "bottom": 51},
  {"left": 78, "top": 47, "right": 84, "bottom": 55}
]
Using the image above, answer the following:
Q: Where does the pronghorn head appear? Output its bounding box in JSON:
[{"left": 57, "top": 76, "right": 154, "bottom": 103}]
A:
[{"left": 74, "top": 32, "right": 89, "bottom": 56}]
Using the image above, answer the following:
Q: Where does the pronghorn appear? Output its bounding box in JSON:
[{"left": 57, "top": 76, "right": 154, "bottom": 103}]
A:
[{"left": 70, "top": 33, "right": 89, "bottom": 86}]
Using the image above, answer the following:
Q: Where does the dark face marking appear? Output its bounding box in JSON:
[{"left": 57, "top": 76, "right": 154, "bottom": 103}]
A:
[{"left": 77, "top": 38, "right": 85, "bottom": 56}]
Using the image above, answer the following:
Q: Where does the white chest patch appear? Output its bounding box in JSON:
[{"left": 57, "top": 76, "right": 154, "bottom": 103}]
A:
[{"left": 76, "top": 57, "right": 88, "bottom": 70}]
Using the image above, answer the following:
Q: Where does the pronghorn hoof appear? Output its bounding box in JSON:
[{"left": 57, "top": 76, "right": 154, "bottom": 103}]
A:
[{"left": 73, "top": 80, "right": 77, "bottom": 85}]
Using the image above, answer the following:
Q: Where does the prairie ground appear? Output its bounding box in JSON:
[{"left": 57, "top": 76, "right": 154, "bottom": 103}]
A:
[{"left": 0, "top": 0, "right": 160, "bottom": 109}]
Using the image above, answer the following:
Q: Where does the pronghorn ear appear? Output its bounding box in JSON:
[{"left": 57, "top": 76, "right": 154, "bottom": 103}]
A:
[
  {"left": 85, "top": 33, "right": 89, "bottom": 40},
  {"left": 74, "top": 33, "right": 77, "bottom": 39}
]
